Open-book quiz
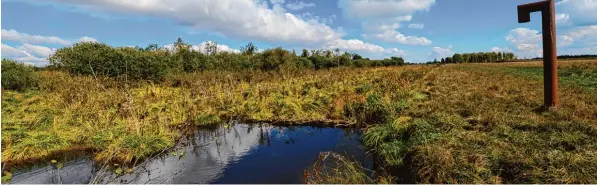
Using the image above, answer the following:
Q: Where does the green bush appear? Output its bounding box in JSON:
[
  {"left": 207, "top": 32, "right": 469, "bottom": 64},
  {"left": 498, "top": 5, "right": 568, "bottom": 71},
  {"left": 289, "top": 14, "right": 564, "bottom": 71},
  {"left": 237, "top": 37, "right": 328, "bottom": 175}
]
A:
[
  {"left": 49, "top": 42, "right": 174, "bottom": 81},
  {"left": 1, "top": 59, "right": 39, "bottom": 91},
  {"left": 256, "top": 47, "right": 294, "bottom": 71},
  {"left": 50, "top": 42, "right": 124, "bottom": 77},
  {"left": 119, "top": 47, "right": 173, "bottom": 81},
  {"left": 309, "top": 56, "right": 333, "bottom": 69}
]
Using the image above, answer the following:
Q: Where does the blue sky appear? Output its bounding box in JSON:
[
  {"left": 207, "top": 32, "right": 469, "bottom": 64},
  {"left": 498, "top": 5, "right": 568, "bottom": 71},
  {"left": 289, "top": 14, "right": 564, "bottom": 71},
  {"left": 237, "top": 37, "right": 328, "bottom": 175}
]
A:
[{"left": 2, "top": 0, "right": 596, "bottom": 66}]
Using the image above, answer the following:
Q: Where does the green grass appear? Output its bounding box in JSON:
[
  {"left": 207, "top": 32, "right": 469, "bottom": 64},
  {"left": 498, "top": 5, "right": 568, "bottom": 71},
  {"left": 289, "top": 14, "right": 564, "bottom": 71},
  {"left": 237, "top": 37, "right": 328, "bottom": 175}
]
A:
[
  {"left": 465, "top": 60, "right": 597, "bottom": 91},
  {"left": 497, "top": 66, "right": 597, "bottom": 91}
]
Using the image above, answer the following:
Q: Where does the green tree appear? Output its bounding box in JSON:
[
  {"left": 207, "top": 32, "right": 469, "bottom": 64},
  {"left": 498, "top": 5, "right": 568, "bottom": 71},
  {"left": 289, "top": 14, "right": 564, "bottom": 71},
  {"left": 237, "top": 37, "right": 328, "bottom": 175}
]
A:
[
  {"left": 352, "top": 53, "right": 363, "bottom": 60},
  {"left": 240, "top": 42, "right": 258, "bottom": 56},
  {"left": 301, "top": 49, "right": 309, "bottom": 57},
  {"left": 453, "top": 54, "right": 463, "bottom": 63}
]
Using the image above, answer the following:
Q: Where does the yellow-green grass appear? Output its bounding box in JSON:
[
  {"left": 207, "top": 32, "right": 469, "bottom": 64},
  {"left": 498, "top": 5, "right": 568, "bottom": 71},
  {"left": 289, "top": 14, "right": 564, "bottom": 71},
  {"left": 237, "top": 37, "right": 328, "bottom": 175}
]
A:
[
  {"left": 362, "top": 59, "right": 597, "bottom": 183},
  {"left": 1, "top": 65, "right": 433, "bottom": 170}
]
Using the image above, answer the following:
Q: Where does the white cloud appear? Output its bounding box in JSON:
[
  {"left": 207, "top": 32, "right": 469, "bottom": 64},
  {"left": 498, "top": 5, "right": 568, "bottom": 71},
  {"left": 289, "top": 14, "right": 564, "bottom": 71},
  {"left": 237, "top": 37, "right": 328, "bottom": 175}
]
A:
[
  {"left": 556, "top": 0, "right": 597, "bottom": 26},
  {"left": 338, "top": 0, "right": 433, "bottom": 46},
  {"left": 559, "top": 35, "right": 575, "bottom": 47},
  {"left": 504, "top": 26, "right": 597, "bottom": 58},
  {"left": 2, "top": 29, "right": 71, "bottom": 45},
  {"left": 194, "top": 41, "right": 241, "bottom": 54},
  {"left": 559, "top": 45, "right": 597, "bottom": 56},
  {"left": 558, "top": 25, "right": 597, "bottom": 47},
  {"left": 325, "top": 39, "right": 404, "bottom": 56},
  {"left": 505, "top": 28, "right": 543, "bottom": 58},
  {"left": 362, "top": 16, "right": 411, "bottom": 32},
  {"left": 491, "top": 47, "right": 513, "bottom": 53},
  {"left": 17, "top": 43, "right": 55, "bottom": 58},
  {"left": 164, "top": 41, "right": 240, "bottom": 54},
  {"left": 1, "top": 29, "right": 97, "bottom": 66},
  {"left": 14, "top": 55, "right": 49, "bottom": 66},
  {"left": 2, "top": 44, "right": 29, "bottom": 58},
  {"left": 1, "top": 43, "right": 52, "bottom": 66},
  {"left": 555, "top": 13, "right": 571, "bottom": 26},
  {"left": 285, "top": 1, "right": 315, "bottom": 11},
  {"left": 429, "top": 45, "right": 453, "bottom": 59},
  {"left": 269, "top": 0, "right": 287, "bottom": 13},
  {"left": 78, "top": 36, "right": 99, "bottom": 43},
  {"left": 298, "top": 13, "right": 337, "bottom": 25},
  {"left": 338, "top": 0, "right": 435, "bottom": 20},
  {"left": 362, "top": 30, "right": 432, "bottom": 45},
  {"left": 40, "top": 0, "right": 343, "bottom": 44},
  {"left": 408, "top": 23, "right": 424, "bottom": 29},
  {"left": 1, "top": 29, "right": 98, "bottom": 46}
]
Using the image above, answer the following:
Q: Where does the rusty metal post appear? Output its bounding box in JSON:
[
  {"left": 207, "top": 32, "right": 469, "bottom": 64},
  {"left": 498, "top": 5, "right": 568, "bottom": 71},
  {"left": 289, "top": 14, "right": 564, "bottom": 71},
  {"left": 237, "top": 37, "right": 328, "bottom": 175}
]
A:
[{"left": 518, "top": 0, "right": 558, "bottom": 108}]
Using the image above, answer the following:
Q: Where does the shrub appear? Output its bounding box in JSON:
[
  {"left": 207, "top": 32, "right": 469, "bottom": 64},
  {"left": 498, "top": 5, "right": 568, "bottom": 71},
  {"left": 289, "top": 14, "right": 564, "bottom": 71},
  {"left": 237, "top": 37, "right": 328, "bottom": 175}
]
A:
[
  {"left": 256, "top": 47, "right": 295, "bottom": 71},
  {"left": 296, "top": 57, "right": 314, "bottom": 69},
  {"left": 50, "top": 42, "right": 123, "bottom": 77},
  {"left": 118, "top": 47, "right": 173, "bottom": 81},
  {"left": 1, "top": 59, "right": 39, "bottom": 91},
  {"left": 49, "top": 42, "right": 174, "bottom": 81},
  {"left": 309, "top": 56, "right": 333, "bottom": 69}
]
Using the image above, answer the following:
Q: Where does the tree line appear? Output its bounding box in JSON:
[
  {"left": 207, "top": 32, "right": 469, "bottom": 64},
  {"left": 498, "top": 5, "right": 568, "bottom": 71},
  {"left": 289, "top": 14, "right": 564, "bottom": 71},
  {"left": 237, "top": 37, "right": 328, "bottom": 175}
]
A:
[
  {"left": 46, "top": 38, "right": 405, "bottom": 82},
  {"left": 426, "top": 52, "right": 517, "bottom": 64},
  {"left": 528, "top": 54, "right": 597, "bottom": 60}
]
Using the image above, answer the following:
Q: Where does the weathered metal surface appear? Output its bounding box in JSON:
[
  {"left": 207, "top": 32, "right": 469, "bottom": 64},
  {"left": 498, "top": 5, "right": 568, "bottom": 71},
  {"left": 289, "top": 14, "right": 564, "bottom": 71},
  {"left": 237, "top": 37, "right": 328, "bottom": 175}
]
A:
[{"left": 518, "top": 0, "right": 558, "bottom": 108}]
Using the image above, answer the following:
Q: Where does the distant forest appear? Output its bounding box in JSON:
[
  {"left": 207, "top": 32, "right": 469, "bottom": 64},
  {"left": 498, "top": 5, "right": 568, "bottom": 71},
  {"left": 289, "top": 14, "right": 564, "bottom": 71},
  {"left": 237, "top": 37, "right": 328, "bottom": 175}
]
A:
[
  {"left": 527, "top": 55, "right": 597, "bottom": 60},
  {"left": 424, "top": 52, "right": 517, "bottom": 64},
  {"left": 424, "top": 53, "right": 596, "bottom": 64}
]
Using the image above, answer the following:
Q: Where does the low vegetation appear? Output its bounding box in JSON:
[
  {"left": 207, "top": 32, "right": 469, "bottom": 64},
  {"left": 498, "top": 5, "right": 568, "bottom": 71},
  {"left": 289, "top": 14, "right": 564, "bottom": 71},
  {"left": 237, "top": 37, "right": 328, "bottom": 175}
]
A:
[
  {"left": 360, "top": 60, "right": 597, "bottom": 183},
  {"left": 1, "top": 39, "right": 596, "bottom": 183}
]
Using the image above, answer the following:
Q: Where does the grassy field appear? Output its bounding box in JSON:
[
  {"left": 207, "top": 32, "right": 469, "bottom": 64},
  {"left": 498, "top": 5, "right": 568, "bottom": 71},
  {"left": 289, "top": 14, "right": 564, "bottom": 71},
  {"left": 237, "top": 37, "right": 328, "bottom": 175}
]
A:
[{"left": 2, "top": 59, "right": 596, "bottom": 183}]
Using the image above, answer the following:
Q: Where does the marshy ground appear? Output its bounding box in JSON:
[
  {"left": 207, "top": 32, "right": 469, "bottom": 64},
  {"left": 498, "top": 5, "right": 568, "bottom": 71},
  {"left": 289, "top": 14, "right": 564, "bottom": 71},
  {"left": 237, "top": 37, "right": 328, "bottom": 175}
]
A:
[{"left": 2, "top": 59, "right": 596, "bottom": 183}]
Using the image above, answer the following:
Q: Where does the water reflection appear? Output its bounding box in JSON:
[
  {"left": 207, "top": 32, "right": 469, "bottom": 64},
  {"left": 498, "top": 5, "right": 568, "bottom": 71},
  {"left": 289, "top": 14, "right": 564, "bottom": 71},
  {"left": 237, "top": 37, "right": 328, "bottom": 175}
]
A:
[{"left": 11, "top": 123, "right": 371, "bottom": 184}]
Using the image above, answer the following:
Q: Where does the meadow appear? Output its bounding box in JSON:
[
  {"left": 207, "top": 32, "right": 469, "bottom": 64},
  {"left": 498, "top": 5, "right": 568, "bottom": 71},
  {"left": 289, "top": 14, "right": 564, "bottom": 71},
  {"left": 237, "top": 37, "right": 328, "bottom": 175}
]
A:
[{"left": 1, "top": 42, "right": 596, "bottom": 183}]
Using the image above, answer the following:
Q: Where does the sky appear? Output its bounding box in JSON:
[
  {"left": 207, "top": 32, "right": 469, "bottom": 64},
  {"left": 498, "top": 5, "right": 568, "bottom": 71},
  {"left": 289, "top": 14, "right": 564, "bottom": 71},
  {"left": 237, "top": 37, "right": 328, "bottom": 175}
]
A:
[{"left": 1, "top": 0, "right": 596, "bottom": 66}]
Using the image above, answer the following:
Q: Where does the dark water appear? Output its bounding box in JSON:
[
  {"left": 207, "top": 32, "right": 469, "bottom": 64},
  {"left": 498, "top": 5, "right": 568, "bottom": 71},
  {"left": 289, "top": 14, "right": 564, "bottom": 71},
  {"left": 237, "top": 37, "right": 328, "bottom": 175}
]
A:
[{"left": 10, "top": 123, "right": 373, "bottom": 184}]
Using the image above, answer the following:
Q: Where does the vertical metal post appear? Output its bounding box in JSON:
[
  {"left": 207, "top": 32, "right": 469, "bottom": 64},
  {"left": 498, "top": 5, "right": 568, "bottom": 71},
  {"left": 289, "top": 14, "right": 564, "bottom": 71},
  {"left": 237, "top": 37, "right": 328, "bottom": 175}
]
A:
[{"left": 518, "top": 0, "right": 558, "bottom": 108}]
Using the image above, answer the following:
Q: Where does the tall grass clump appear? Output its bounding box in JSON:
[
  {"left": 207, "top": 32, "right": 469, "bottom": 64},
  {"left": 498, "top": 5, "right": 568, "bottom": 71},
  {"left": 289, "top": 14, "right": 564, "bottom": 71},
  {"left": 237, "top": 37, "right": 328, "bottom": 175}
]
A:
[
  {"left": 344, "top": 93, "right": 394, "bottom": 126},
  {"left": 304, "top": 152, "right": 374, "bottom": 184}
]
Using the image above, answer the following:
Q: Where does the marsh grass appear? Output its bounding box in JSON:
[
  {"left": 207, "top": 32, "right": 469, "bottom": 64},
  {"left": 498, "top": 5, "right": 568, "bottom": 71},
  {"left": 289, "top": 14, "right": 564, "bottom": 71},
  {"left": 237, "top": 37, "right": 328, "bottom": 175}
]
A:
[
  {"left": 2, "top": 59, "right": 596, "bottom": 183},
  {"left": 304, "top": 152, "right": 376, "bottom": 184},
  {"left": 362, "top": 60, "right": 597, "bottom": 183},
  {"left": 1, "top": 65, "right": 432, "bottom": 172}
]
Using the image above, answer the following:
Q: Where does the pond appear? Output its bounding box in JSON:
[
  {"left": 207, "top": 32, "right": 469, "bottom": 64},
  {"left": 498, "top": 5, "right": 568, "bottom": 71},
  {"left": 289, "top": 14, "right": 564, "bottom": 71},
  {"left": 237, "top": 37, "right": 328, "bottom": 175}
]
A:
[{"left": 10, "top": 123, "right": 374, "bottom": 184}]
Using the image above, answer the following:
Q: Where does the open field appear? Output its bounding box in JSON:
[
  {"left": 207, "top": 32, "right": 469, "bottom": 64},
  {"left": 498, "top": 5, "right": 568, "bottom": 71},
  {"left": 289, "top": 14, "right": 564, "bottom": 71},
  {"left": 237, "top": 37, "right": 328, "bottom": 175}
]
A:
[{"left": 2, "top": 59, "right": 596, "bottom": 183}]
